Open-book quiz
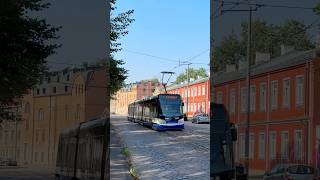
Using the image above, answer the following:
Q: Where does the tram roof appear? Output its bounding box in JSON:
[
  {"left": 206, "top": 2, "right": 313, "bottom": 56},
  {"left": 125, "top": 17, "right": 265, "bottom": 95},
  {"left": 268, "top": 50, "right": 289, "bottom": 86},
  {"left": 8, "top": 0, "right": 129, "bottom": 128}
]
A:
[{"left": 132, "top": 93, "right": 181, "bottom": 104}]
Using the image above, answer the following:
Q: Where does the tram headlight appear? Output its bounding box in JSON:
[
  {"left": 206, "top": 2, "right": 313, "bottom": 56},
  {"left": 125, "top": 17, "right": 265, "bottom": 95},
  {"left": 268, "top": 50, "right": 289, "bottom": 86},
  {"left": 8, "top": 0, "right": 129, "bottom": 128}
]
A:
[
  {"left": 155, "top": 118, "right": 166, "bottom": 124},
  {"left": 178, "top": 119, "right": 184, "bottom": 124}
]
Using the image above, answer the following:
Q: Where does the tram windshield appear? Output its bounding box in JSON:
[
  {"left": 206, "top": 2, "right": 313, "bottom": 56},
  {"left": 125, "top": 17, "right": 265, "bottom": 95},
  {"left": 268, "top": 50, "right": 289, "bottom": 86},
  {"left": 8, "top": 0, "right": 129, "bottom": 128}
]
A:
[{"left": 159, "top": 94, "right": 183, "bottom": 117}]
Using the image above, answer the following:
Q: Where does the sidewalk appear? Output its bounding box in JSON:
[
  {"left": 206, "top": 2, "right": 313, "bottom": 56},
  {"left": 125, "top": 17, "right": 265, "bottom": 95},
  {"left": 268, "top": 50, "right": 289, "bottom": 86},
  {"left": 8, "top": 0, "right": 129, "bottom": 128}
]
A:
[{"left": 110, "top": 126, "right": 133, "bottom": 180}]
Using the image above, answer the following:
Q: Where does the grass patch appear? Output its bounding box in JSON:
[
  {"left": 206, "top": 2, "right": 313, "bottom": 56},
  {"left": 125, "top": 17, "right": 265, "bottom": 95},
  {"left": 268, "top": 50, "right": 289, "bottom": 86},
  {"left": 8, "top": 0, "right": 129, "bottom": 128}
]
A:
[
  {"left": 121, "top": 147, "right": 130, "bottom": 156},
  {"left": 130, "top": 167, "right": 138, "bottom": 179}
]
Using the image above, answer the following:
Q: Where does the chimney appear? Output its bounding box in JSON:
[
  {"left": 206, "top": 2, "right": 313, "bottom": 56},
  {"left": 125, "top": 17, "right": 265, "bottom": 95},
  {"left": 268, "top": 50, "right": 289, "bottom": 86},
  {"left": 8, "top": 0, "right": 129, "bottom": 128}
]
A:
[
  {"left": 281, "top": 44, "right": 294, "bottom": 55},
  {"left": 238, "top": 60, "right": 247, "bottom": 70},
  {"left": 255, "top": 52, "right": 270, "bottom": 64},
  {"left": 226, "top": 64, "right": 236, "bottom": 72}
]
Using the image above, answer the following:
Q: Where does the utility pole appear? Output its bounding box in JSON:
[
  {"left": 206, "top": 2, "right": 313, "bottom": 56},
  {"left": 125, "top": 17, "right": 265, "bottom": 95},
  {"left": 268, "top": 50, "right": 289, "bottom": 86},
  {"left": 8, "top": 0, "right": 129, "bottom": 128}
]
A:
[
  {"left": 245, "top": 6, "right": 253, "bottom": 176},
  {"left": 221, "top": 5, "right": 258, "bottom": 176},
  {"left": 179, "top": 62, "right": 192, "bottom": 118}
]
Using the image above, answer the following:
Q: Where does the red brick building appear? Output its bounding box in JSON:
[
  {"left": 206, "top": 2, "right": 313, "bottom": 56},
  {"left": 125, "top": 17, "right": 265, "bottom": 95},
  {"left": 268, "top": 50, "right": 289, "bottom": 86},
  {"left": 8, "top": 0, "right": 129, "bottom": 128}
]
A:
[
  {"left": 166, "top": 77, "right": 210, "bottom": 117},
  {"left": 212, "top": 49, "right": 320, "bottom": 173}
]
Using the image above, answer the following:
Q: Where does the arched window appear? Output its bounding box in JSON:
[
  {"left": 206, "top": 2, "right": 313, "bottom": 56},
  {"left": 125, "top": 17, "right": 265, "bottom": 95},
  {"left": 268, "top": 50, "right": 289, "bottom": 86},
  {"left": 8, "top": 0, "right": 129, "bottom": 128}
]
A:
[{"left": 24, "top": 102, "right": 30, "bottom": 113}]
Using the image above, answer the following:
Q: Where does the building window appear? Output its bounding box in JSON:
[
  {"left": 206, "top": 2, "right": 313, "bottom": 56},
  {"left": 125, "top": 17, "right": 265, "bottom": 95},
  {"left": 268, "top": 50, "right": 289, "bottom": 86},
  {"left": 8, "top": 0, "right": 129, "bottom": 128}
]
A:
[
  {"left": 271, "top": 80, "right": 278, "bottom": 110},
  {"left": 283, "top": 78, "right": 290, "bottom": 108},
  {"left": 269, "top": 131, "right": 276, "bottom": 159},
  {"left": 36, "top": 89, "right": 40, "bottom": 95},
  {"left": 64, "top": 86, "right": 68, "bottom": 92},
  {"left": 258, "top": 132, "right": 265, "bottom": 159},
  {"left": 296, "top": 76, "right": 304, "bottom": 106},
  {"left": 35, "top": 130, "right": 39, "bottom": 143},
  {"left": 198, "top": 103, "right": 201, "bottom": 112},
  {"left": 53, "top": 87, "right": 56, "bottom": 94},
  {"left": 217, "top": 91, "right": 223, "bottom": 104},
  {"left": 294, "top": 130, "right": 302, "bottom": 160},
  {"left": 24, "top": 102, "right": 30, "bottom": 113},
  {"left": 47, "top": 77, "right": 51, "bottom": 83},
  {"left": 194, "top": 87, "right": 197, "bottom": 97},
  {"left": 42, "top": 130, "right": 45, "bottom": 142},
  {"left": 241, "top": 87, "right": 247, "bottom": 112},
  {"left": 202, "top": 85, "right": 205, "bottom": 96},
  {"left": 11, "top": 130, "right": 14, "bottom": 140},
  {"left": 198, "top": 86, "right": 201, "bottom": 96},
  {"left": 240, "top": 134, "right": 245, "bottom": 158},
  {"left": 66, "top": 74, "right": 70, "bottom": 81},
  {"left": 4, "top": 131, "right": 8, "bottom": 144},
  {"left": 41, "top": 152, "right": 44, "bottom": 162},
  {"left": 229, "top": 89, "right": 236, "bottom": 114},
  {"left": 281, "top": 131, "right": 289, "bottom": 159},
  {"left": 24, "top": 143, "right": 27, "bottom": 161},
  {"left": 202, "top": 102, "right": 205, "bottom": 112},
  {"left": 34, "top": 152, "right": 38, "bottom": 162},
  {"left": 76, "top": 104, "right": 80, "bottom": 121},
  {"left": 260, "top": 83, "right": 267, "bottom": 112},
  {"left": 16, "top": 148, "right": 20, "bottom": 160},
  {"left": 250, "top": 133, "right": 255, "bottom": 159},
  {"left": 25, "top": 118, "right": 29, "bottom": 130},
  {"left": 250, "top": 86, "right": 256, "bottom": 112},
  {"left": 38, "top": 109, "right": 44, "bottom": 121},
  {"left": 42, "top": 88, "right": 46, "bottom": 94},
  {"left": 57, "top": 76, "right": 60, "bottom": 82}
]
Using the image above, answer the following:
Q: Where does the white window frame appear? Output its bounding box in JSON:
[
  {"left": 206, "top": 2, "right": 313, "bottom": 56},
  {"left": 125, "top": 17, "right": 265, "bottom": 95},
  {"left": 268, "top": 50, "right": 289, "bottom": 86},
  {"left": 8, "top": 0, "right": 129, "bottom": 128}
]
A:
[
  {"left": 271, "top": 80, "right": 278, "bottom": 110},
  {"left": 269, "top": 131, "right": 276, "bottom": 159},
  {"left": 249, "top": 133, "right": 255, "bottom": 159},
  {"left": 294, "top": 130, "right": 302, "bottom": 160},
  {"left": 240, "top": 133, "right": 245, "bottom": 158},
  {"left": 258, "top": 132, "right": 265, "bottom": 159},
  {"left": 241, "top": 87, "right": 247, "bottom": 112},
  {"left": 280, "top": 131, "right": 289, "bottom": 160},
  {"left": 202, "top": 85, "right": 205, "bottom": 96},
  {"left": 202, "top": 102, "right": 205, "bottom": 112},
  {"left": 250, "top": 85, "right": 256, "bottom": 112},
  {"left": 260, "top": 83, "right": 267, "bottom": 112},
  {"left": 295, "top": 75, "right": 304, "bottom": 106},
  {"left": 283, "top": 78, "right": 291, "bottom": 108},
  {"left": 229, "top": 89, "right": 236, "bottom": 114}
]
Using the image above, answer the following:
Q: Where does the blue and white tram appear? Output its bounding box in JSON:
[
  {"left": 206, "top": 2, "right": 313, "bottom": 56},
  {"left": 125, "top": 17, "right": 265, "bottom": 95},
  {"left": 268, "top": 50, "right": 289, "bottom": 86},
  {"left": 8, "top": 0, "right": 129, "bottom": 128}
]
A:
[{"left": 128, "top": 94, "right": 184, "bottom": 131}]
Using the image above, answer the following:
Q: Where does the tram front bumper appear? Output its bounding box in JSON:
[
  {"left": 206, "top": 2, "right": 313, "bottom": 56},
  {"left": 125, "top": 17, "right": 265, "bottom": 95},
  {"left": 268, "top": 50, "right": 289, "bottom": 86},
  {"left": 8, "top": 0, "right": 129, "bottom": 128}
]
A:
[{"left": 153, "top": 123, "right": 184, "bottom": 130}]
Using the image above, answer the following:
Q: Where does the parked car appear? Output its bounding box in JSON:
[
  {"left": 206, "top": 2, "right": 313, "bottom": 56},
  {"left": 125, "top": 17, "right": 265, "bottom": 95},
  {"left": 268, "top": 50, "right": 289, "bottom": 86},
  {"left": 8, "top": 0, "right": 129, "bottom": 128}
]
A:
[
  {"left": 235, "top": 162, "right": 248, "bottom": 180},
  {"left": 263, "top": 164, "right": 316, "bottom": 180},
  {"left": 192, "top": 113, "right": 209, "bottom": 124}
]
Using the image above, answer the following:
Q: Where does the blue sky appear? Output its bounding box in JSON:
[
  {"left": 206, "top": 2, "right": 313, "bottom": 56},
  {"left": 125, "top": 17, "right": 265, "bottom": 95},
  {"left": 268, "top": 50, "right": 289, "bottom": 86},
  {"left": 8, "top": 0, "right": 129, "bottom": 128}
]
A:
[{"left": 113, "top": 0, "right": 210, "bottom": 83}]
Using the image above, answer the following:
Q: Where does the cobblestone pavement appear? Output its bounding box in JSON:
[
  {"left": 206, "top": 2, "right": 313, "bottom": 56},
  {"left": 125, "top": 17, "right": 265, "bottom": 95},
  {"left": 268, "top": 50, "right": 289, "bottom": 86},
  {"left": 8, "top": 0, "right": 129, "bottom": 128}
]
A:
[{"left": 111, "top": 115, "right": 210, "bottom": 180}]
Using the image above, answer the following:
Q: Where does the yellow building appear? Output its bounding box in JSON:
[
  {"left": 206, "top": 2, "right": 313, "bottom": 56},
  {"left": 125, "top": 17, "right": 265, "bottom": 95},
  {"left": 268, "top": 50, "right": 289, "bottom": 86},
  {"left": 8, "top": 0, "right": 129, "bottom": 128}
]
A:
[
  {"left": 111, "top": 81, "right": 160, "bottom": 115},
  {"left": 0, "top": 66, "right": 107, "bottom": 167}
]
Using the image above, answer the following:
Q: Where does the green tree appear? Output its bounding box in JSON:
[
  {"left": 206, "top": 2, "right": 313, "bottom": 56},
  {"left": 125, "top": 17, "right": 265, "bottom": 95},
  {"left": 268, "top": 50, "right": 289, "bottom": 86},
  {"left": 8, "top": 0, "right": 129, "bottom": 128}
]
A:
[
  {"left": 174, "top": 67, "right": 208, "bottom": 84},
  {"left": 110, "top": 0, "right": 134, "bottom": 95},
  {"left": 0, "top": 0, "right": 59, "bottom": 121},
  {"left": 212, "top": 19, "right": 315, "bottom": 72}
]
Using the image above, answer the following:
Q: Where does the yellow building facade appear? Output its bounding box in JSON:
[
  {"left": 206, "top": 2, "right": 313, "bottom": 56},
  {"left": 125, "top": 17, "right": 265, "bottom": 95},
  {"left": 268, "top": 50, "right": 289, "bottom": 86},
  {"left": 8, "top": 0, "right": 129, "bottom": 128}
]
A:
[{"left": 0, "top": 67, "right": 107, "bottom": 167}]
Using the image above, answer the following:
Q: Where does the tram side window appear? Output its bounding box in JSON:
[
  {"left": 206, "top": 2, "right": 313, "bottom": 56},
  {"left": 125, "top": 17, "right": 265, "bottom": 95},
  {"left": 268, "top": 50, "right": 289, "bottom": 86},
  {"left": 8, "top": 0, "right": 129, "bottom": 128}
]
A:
[
  {"left": 144, "top": 105, "right": 150, "bottom": 118},
  {"left": 150, "top": 104, "right": 158, "bottom": 118}
]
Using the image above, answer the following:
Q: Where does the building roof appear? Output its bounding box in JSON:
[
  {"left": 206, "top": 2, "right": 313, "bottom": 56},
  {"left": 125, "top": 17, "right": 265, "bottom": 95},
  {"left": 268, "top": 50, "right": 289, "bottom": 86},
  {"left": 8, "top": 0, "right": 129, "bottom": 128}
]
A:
[
  {"left": 165, "top": 77, "right": 210, "bottom": 91},
  {"left": 213, "top": 49, "right": 317, "bottom": 85}
]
